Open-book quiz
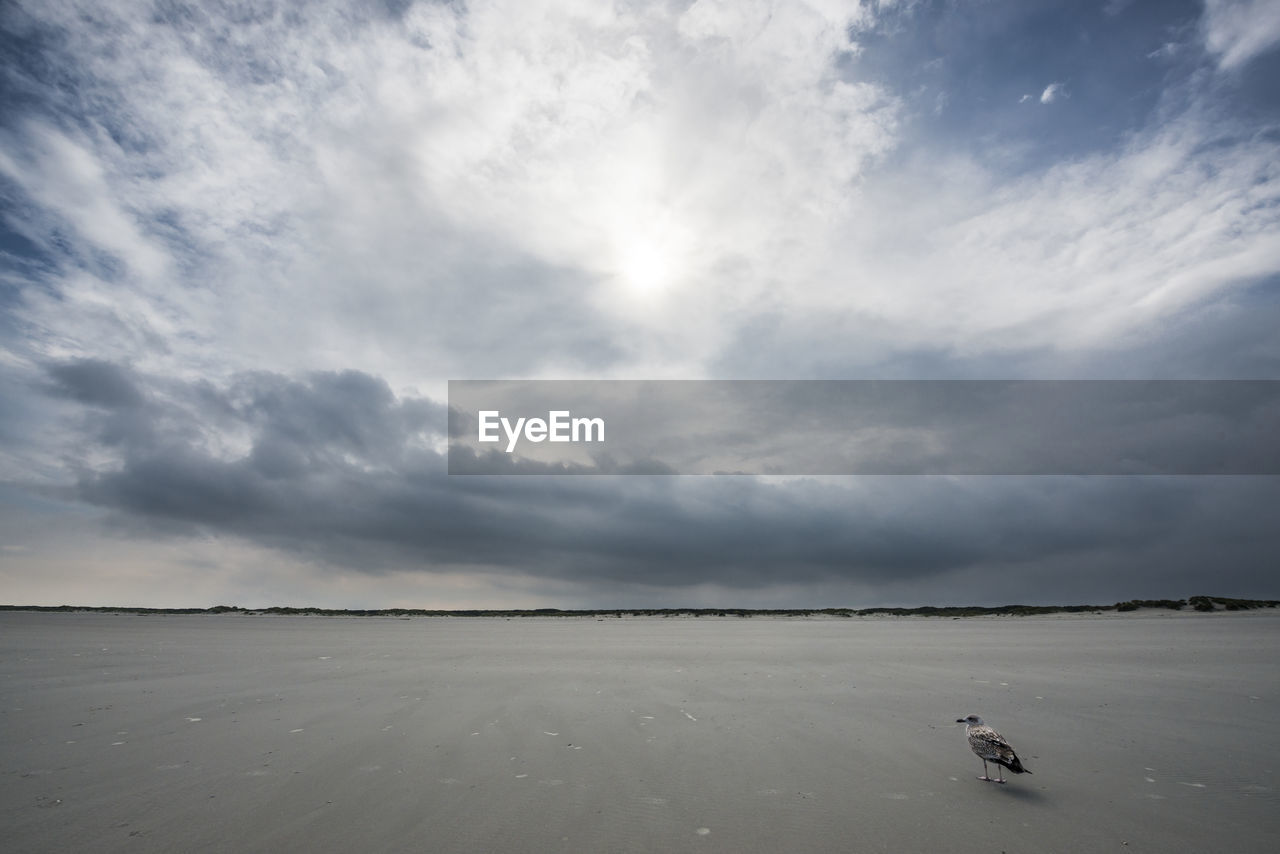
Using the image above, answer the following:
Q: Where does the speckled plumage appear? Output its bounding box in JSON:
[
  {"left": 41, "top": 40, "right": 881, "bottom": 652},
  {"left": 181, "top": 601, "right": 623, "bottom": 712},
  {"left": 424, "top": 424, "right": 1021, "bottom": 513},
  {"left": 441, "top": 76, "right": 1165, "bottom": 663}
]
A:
[{"left": 956, "top": 715, "right": 1030, "bottom": 782}]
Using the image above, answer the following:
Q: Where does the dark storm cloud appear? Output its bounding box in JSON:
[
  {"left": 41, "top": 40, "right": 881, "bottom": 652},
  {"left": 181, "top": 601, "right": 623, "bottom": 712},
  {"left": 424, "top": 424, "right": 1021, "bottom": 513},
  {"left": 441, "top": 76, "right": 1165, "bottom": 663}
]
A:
[
  {"left": 41, "top": 361, "right": 1280, "bottom": 602},
  {"left": 46, "top": 358, "right": 145, "bottom": 408}
]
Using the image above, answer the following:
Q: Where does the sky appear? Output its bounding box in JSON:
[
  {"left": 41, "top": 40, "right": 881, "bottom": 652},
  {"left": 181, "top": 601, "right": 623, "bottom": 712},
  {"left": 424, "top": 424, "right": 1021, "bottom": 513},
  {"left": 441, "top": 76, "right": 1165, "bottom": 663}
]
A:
[{"left": 1, "top": 0, "right": 1278, "bottom": 609}]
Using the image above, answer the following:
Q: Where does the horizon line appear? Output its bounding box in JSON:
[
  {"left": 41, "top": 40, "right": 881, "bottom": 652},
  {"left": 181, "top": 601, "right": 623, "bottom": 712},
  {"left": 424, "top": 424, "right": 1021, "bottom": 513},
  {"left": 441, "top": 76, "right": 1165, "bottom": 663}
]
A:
[{"left": 4, "top": 596, "right": 1278, "bottom": 617}]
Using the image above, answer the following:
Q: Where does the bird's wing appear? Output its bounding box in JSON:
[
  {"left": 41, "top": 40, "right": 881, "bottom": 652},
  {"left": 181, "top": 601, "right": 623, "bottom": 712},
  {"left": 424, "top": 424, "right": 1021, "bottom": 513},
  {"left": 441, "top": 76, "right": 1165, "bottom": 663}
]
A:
[{"left": 969, "top": 726, "right": 1016, "bottom": 761}]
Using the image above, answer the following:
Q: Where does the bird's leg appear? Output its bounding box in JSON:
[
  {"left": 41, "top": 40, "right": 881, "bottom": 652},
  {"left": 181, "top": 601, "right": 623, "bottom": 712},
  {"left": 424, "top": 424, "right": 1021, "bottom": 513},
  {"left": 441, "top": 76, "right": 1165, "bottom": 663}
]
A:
[
  {"left": 995, "top": 766, "right": 1005, "bottom": 784},
  {"left": 978, "top": 760, "right": 992, "bottom": 782}
]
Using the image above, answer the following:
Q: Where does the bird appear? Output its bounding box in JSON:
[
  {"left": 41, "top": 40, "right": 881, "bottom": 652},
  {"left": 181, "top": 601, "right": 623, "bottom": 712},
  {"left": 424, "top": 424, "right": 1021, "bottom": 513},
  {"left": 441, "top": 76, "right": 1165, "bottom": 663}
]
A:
[{"left": 956, "top": 714, "right": 1031, "bottom": 783}]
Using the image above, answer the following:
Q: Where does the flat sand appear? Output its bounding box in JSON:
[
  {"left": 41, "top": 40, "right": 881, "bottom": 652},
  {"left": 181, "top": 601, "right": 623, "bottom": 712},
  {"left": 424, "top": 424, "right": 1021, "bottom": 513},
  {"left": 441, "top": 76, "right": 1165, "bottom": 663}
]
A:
[{"left": 2, "top": 611, "right": 1277, "bottom": 853}]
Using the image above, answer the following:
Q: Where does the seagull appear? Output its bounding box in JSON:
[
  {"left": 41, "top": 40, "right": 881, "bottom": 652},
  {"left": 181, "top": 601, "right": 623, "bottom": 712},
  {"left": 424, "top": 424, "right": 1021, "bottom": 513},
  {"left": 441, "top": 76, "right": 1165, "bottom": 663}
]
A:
[{"left": 956, "top": 715, "right": 1031, "bottom": 783}]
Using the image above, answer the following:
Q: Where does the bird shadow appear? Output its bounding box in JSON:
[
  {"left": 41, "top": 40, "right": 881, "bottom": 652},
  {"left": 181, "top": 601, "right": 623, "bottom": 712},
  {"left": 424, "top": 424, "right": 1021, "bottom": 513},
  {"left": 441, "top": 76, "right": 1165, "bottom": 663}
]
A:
[{"left": 990, "top": 781, "right": 1047, "bottom": 803}]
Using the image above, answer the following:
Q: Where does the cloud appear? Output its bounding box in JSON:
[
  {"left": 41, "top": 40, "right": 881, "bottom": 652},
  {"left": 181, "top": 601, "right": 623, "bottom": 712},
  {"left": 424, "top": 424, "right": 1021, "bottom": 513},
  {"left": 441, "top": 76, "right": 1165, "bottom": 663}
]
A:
[
  {"left": 1202, "top": 0, "right": 1280, "bottom": 71},
  {"left": 0, "top": 0, "right": 898, "bottom": 383},
  {"left": 3, "top": 1, "right": 1278, "bottom": 387},
  {"left": 707, "top": 106, "right": 1280, "bottom": 378},
  {"left": 0, "top": 124, "right": 170, "bottom": 282},
  {"left": 1020, "top": 83, "right": 1066, "bottom": 105},
  {"left": 20, "top": 361, "right": 1278, "bottom": 606},
  {"left": 46, "top": 358, "right": 145, "bottom": 408}
]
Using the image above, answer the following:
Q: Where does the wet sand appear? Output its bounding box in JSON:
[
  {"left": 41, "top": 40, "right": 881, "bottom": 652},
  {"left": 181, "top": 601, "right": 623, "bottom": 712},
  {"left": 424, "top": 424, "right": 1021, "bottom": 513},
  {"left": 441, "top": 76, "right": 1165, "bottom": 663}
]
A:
[{"left": 2, "top": 610, "right": 1277, "bottom": 853}]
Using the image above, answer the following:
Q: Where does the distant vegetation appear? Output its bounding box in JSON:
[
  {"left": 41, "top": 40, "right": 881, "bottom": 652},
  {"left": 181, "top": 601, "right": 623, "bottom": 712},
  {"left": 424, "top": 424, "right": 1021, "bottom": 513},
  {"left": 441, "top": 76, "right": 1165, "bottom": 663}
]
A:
[{"left": 2, "top": 597, "right": 1277, "bottom": 618}]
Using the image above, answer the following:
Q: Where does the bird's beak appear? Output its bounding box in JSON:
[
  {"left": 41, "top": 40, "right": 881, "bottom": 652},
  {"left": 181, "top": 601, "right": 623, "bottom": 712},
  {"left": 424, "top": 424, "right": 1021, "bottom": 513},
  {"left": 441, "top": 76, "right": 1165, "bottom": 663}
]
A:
[{"left": 955, "top": 718, "right": 965, "bottom": 723}]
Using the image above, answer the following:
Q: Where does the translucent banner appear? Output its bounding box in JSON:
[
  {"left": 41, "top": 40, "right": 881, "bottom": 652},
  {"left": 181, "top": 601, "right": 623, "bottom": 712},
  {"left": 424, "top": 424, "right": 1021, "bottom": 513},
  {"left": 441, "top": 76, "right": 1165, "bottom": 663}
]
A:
[{"left": 447, "top": 380, "right": 1280, "bottom": 475}]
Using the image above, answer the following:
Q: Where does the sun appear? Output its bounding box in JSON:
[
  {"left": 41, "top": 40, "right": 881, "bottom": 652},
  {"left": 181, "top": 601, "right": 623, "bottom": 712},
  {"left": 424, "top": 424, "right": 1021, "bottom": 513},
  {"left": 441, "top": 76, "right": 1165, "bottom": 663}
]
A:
[
  {"left": 610, "top": 209, "right": 695, "bottom": 299},
  {"left": 617, "top": 238, "right": 673, "bottom": 296}
]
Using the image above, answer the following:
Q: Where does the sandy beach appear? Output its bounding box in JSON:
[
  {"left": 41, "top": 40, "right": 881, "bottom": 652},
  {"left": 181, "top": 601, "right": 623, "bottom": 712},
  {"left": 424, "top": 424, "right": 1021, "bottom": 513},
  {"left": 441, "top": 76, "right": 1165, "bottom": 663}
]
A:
[{"left": 2, "top": 610, "right": 1277, "bottom": 853}]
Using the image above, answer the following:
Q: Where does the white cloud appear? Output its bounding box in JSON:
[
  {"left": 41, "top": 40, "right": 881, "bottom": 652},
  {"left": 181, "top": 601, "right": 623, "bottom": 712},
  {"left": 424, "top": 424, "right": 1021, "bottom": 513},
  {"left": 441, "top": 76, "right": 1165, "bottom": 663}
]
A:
[
  {"left": 3, "top": 0, "right": 897, "bottom": 382},
  {"left": 811, "top": 114, "right": 1280, "bottom": 359},
  {"left": 0, "top": 124, "right": 169, "bottom": 282},
  {"left": 2, "top": 0, "right": 1278, "bottom": 388},
  {"left": 1202, "top": 0, "right": 1280, "bottom": 71}
]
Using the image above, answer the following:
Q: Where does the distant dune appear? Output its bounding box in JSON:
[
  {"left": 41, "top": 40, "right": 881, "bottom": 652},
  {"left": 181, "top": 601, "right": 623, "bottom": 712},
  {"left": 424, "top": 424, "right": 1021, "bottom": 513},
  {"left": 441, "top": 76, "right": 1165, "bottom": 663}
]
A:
[{"left": 2, "top": 595, "right": 1277, "bottom": 618}]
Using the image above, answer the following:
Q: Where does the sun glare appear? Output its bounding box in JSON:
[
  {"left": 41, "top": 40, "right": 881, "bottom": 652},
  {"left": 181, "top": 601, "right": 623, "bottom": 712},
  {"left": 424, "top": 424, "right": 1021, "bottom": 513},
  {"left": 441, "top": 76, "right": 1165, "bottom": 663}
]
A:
[
  {"left": 610, "top": 209, "right": 694, "bottom": 299},
  {"left": 618, "top": 239, "right": 673, "bottom": 296}
]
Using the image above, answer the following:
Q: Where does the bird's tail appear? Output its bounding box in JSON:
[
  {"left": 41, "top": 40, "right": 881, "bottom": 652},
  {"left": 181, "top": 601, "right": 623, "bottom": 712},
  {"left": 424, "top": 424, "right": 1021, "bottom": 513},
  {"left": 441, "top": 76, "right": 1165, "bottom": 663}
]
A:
[{"left": 997, "top": 756, "right": 1030, "bottom": 774}]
